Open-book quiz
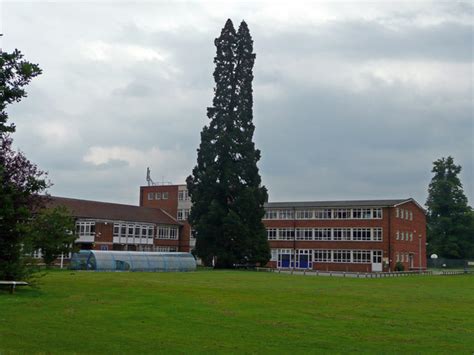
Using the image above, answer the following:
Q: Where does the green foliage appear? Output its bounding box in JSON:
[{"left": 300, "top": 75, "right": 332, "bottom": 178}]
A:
[
  {"left": 426, "top": 156, "right": 474, "bottom": 259},
  {"left": 0, "top": 49, "right": 46, "bottom": 280},
  {"left": 187, "top": 19, "right": 269, "bottom": 268},
  {"left": 27, "top": 206, "right": 77, "bottom": 266},
  {"left": 394, "top": 261, "right": 405, "bottom": 271},
  {"left": 0, "top": 49, "right": 42, "bottom": 133},
  {"left": 1, "top": 271, "right": 473, "bottom": 353}
]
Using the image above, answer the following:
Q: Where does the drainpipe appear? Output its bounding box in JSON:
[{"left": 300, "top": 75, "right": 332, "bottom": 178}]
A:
[
  {"left": 388, "top": 206, "right": 392, "bottom": 272},
  {"left": 293, "top": 207, "right": 296, "bottom": 270}
]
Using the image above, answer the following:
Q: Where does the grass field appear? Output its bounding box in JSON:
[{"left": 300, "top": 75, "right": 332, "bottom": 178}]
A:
[{"left": 1, "top": 271, "right": 473, "bottom": 354}]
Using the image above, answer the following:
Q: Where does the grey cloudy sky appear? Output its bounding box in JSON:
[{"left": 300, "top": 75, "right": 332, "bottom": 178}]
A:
[{"left": 2, "top": 1, "right": 473, "bottom": 206}]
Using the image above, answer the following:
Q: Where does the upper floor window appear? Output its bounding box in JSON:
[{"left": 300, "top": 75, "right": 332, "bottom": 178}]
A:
[
  {"left": 76, "top": 221, "right": 95, "bottom": 236},
  {"left": 334, "top": 209, "right": 351, "bottom": 219},
  {"left": 295, "top": 210, "right": 313, "bottom": 219},
  {"left": 162, "top": 192, "right": 169, "bottom": 200},
  {"left": 178, "top": 190, "right": 189, "bottom": 201},
  {"left": 264, "top": 209, "right": 278, "bottom": 220},
  {"left": 155, "top": 192, "right": 161, "bottom": 200},
  {"left": 147, "top": 192, "right": 154, "bottom": 200},
  {"left": 314, "top": 209, "right": 332, "bottom": 219},
  {"left": 373, "top": 208, "right": 382, "bottom": 219},
  {"left": 279, "top": 210, "right": 294, "bottom": 220}
]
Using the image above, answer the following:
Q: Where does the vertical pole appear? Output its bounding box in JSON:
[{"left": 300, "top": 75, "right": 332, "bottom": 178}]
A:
[
  {"left": 60, "top": 253, "right": 64, "bottom": 269},
  {"left": 419, "top": 235, "right": 422, "bottom": 271}
]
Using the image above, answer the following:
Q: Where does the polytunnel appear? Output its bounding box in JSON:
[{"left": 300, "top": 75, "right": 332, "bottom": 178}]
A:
[{"left": 70, "top": 250, "right": 196, "bottom": 272}]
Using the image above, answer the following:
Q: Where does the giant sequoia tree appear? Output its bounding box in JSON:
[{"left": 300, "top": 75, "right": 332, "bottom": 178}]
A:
[
  {"left": 426, "top": 156, "right": 474, "bottom": 259},
  {"left": 187, "top": 19, "right": 270, "bottom": 268}
]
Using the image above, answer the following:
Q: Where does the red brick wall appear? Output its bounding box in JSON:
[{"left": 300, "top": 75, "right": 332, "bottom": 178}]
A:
[
  {"left": 389, "top": 201, "right": 426, "bottom": 270},
  {"left": 140, "top": 185, "right": 179, "bottom": 218}
]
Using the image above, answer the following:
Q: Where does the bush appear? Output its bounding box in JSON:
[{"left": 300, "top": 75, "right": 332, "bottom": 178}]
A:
[{"left": 395, "top": 262, "right": 405, "bottom": 271}]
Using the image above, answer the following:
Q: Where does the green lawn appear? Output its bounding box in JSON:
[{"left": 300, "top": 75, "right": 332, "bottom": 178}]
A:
[{"left": 0, "top": 271, "right": 473, "bottom": 354}]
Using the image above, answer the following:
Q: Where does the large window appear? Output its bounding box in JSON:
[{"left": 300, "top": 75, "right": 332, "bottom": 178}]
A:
[
  {"left": 267, "top": 228, "right": 277, "bottom": 240},
  {"left": 314, "top": 228, "right": 331, "bottom": 241},
  {"left": 279, "top": 210, "right": 294, "bottom": 219},
  {"left": 178, "top": 190, "right": 189, "bottom": 201},
  {"left": 264, "top": 209, "right": 278, "bottom": 219},
  {"left": 314, "top": 209, "right": 332, "bottom": 219},
  {"left": 353, "top": 250, "right": 371, "bottom": 263},
  {"left": 334, "top": 209, "right": 351, "bottom": 219},
  {"left": 177, "top": 209, "right": 190, "bottom": 221},
  {"left": 296, "top": 228, "right": 313, "bottom": 240},
  {"left": 76, "top": 221, "right": 95, "bottom": 236},
  {"left": 157, "top": 226, "right": 179, "bottom": 240},
  {"left": 296, "top": 210, "right": 313, "bottom": 219},
  {"left": 352, "top": 228, "right": 371, "bottom": 241},
  {"left": 333, "top": 228, "right": 351, "bottom": 241},
  {"left": 314, "top": 250, "right": 332, "bottom": 262},
  {"left": 278, "top": 228, "right": 295, "bottom": 240}
]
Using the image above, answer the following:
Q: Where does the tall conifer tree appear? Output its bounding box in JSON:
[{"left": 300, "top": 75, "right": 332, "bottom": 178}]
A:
[
  {"left": 426, "top": 156, "right": 474, "bottom": 259},
  {"left": 187, "top": 19, "right": 270, "bottom": 268}
]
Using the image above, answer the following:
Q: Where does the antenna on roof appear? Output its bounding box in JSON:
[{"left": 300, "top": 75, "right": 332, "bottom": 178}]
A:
[{"left": 146, "top": 167, "right": 155, "bottom": 186}]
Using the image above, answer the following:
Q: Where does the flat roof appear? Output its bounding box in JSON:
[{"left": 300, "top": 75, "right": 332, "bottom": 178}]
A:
[
  {"left": 47, "top": 196, "right": 180, "bottom": 225},
  {"left": 264, "top": 199, "right": 417, "bottom": 209}
]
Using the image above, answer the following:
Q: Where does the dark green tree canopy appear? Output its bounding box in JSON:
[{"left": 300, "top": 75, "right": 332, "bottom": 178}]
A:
[
  {"left": 426, "top": 156, "right": 473, "bottom": 259},
  {"left": 187, "top": 19, "right": 269, "bottom": 268}
]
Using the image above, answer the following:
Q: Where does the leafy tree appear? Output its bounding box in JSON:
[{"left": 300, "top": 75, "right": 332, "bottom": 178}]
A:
[
  {"left": 426, "top": 156, "right": 474, "bottom": 259},
  {"left": 187, "top": 19, "right": 270, "bottom": 268},
  {"left": 0, "top": 49, "right": 46, "bottom": 280},
  {"left": 28, "top": 206, "right": 76, "bottom": 266},
  {"left": 1, "top": 49, "right": 42, "bottom": 133}
]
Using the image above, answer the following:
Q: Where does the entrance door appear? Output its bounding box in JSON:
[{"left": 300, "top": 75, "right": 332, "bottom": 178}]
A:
[
  {"left": 296, "top": 250, "right": 312, "bottom": 269},
  {"left": 409, "top": 254, "right": 414, "bottom": 269},
  {"left": 372, "top": 250, "right": 383, "bottom": 272},
  {"left": 278, "top": 249, "right": 293, "bottom": 268}
]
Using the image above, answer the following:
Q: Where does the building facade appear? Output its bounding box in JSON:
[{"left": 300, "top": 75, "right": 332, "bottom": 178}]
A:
[
  {"left": 49, "top": 196, "right": 184, "bottom": 253},
  {"left": 138, "top": 185, "right": 427, "bottom": 272}
]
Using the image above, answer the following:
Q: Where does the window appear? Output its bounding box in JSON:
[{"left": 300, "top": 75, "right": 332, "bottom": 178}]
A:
[
  {"left": 267, "top": 228, "right": 277, "bottom": 240},
  {"left": 113, "top": 224, "right": 119, "bottom": 236},
  {"left": 154, "top": 246, "right": 177, "bottom": 252},
  {"left": 410, "top": 233, "right": 413, "bottom": 242},
  {"left": 400, "top": 209, "right": 405, "bottom": 219},
  {"left": 353, "top": 208, "right": 371, "bottom": 219},
  {"left": 396, "top": 252, "right": 400, "bottom": 262},
  {"left": 396, "top": 208, "right": 399, "bottom": 218},
  {"left": 296, "top": 228, "right": 313, "bottom": 240},
  {"left": 278, "top": 228, "right": 295, "bottom": 240},
  {"left": 162, "top": 192, "right": 169, "bottom": 200},
  {"left": 296, "top": 210, "right": 313, "bottom": 219},
  {"left": 157, "top": 226, "right": 178, "bottom": 240},
  {"left": 155, "top": 192, "right": 161, "bottom": 200},
  {"left": 178, "top": 190, "right": 189, "bottom": 201},
  {"left": 76, "top": 221, "right": 96, "bottom": 236},
  {"left": 396, "top": 231, "right": 399, "bottom": 240},
  {"left": 373, "top": 208, "right": 382, "bottom": 219},
  {"left": 314, "top": 228, "right": 331, "bottom": 241},
  {"left": 353, "top": 250, "right": 371, "bottom": 263},
  {"left": 314, "top": 209, "right": 332, "bottom": 219},
  {"left": 333, "top": 250, "right": 351, "bottom": 263},
  {"left": 264, "top": 209, "right": 278, "bottom": 219},
  {"left": 147, "top": 192, "right": 154, "bottom": 200},
  {"left": 409, "top": 211, "right": 413, "bottom": 221},
  {"left": 334, "top": 209, "right": 351, "bottom": 219},
  {"left": 177, "top": 209, "right": 184, "bottom": 220},
  {"left": 270, "top": 249, "right": 278, "bottom": 261},
  {"left": 333, "top": 228, "right": 350, "bottom": 241},
  {"left": 314, "top": 249, "right": 331, "bottom": 262},
  {"left": 352, "top": 228, "right": 371, "bottom": 241},
  {"left": 279, "top": 210, "right": 294, "bottom": 219},
  {"left": 373, "top": 228, "right": 383, "bottom": 241}
]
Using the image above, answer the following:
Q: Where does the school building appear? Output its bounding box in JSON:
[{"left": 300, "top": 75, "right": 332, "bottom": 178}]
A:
[{"left": 139, "top": 184, "right": 427, "bottom": 272}]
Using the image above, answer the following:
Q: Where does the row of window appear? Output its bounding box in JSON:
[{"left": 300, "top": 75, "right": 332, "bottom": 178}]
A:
[
  {"left": 396, "top": 208, "right": 413, "bottom": 220},
  {"left": 264, "top": 208, "right": 383, "bottom": 220},
  {"left": 396, "top": 252, "right": 412, "bottom": 263},
  {"left": 113, "top": 223, "right": 178, "bottom": 240},
  {"left": 266, "top": 227, "right": 383, "bottom": 242},
  {"left": 178, "top": 190, "right": 190, "bottom": 201},
  {"left": 76, "top": 221, "right": 96, "bottom": 236},
  {"left": 177, "top": 209, "right": 190, "bottom": 221},
  {"left": 147, "top": 192, "right": 169, "bottom": 200},
  {"left": 396, "top": 231, "right": 415, "bottom": 242},
  {"left": 270, "top": 249, "right": 382, "bottom": 263}
]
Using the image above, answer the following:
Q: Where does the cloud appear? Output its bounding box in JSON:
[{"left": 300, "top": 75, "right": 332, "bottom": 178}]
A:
[{"left": 3, "top": 1, "right": 473, "bottom": 206}]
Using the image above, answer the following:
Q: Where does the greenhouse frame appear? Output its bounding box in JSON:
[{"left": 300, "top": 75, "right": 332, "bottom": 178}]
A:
[{"left": 70, "top": 250, "right": 196, "bottom": 272}]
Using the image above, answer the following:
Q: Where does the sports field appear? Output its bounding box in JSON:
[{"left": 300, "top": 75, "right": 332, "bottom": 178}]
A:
[{"left": 0, "top": 270, "right": 473, "bottom": 353}]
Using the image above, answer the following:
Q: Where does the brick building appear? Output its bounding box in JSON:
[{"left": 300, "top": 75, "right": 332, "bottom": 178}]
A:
[
  {"left": 49, "top": 196, "right": 183, "bottom": 253},
  {"left": 138, "top": 185, "right": 427, "bottom": 272}
]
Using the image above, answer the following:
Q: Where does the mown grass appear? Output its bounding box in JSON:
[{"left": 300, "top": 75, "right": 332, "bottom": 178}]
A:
[{"left": 0, "top": 270, "right": 473, "bottom": 354}]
